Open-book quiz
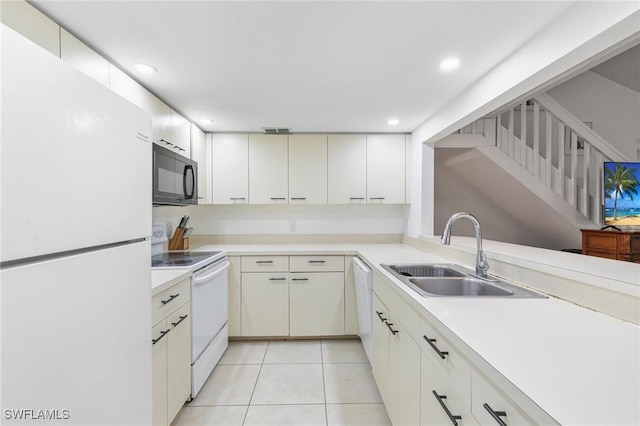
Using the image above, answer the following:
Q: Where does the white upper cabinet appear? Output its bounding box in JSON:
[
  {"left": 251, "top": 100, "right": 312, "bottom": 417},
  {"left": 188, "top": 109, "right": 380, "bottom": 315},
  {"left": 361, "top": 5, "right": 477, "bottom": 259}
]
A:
[
  {"left": 60, "top": 29, "right": 109, "bottom": 87},
  {"left": 328, "top": 134, "right": 367, "bottom": 204},
  {"left": 289, "top": 135, "right": 328, "bottom": 204},
  {"left": 190, "top": 124, "right": 208, "bottom": 204},
  {"left": 367, "top": 134, "right": 406, "bottom": 204},
  {"left": 169, "top": 109, "right": 191, "bottom": 157},
  {"left": 249, "top": 134, "right": 288, "bottom": 204},
  {"left": 1, "top": 1, "right": 60, "bottom": 57},
  {"left": 150, "top": 97, "right": 171, "bottom": 148},
  {"left": 212, "top": 134, "right": 249, "bottom": 204}
]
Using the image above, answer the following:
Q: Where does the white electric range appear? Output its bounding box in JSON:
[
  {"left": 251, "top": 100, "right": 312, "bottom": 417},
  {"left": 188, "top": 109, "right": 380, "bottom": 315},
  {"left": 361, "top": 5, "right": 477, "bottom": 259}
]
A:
[{"left": 151, "top": 225, "right": 229, "bottom": 398}]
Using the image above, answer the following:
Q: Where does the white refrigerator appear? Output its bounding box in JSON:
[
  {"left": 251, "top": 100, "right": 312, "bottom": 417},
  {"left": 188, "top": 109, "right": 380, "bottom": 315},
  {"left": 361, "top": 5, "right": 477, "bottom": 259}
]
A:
[{"left": 1, "top": 25, "right": 153, "bottom": 425}]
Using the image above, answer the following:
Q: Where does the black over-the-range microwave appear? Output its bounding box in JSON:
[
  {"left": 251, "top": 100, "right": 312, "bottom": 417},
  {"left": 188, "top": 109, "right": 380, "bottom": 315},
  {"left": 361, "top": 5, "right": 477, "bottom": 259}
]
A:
[{"left": 152, "top": 143, "right": 198, "bottom": 206}]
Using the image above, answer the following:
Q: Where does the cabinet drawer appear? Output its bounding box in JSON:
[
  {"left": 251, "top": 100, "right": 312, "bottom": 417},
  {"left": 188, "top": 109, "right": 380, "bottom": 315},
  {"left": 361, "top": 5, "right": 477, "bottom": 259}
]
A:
[
  {"left": 241, "top": 256, "right": 288, "bottom": 272},
  {"left": 422, "top": 352, "right": 477, "bottom": 426},
  {"left": 471, "top": 369, "right": 536, "bottom": 426},
  {"left": 290, "top": 255, "right": 344, "bottom": 272},
  {"left": 420, "top": 316, "right": 472, "bottom": 405},
  {"left": 152, "top": 278, "right": 190, "bottom": 326}
]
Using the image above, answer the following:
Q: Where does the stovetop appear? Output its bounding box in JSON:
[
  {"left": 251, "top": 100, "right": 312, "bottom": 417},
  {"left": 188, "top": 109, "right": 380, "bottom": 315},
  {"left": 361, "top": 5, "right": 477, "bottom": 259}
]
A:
[{"left": 151, "top": 250, "right": 225, "bottom": 271}]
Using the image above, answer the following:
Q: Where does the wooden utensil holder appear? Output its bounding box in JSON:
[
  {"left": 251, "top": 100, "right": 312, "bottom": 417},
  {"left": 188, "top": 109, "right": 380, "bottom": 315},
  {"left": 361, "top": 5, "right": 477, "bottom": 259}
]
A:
[{"left": 168, "top": 227, "right": 188, "bottom": 250}]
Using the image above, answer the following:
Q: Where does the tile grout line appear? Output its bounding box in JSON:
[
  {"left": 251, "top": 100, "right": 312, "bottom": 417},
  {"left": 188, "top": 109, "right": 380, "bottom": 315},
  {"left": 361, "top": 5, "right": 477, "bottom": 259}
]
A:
[
  {"left": 320, "top": 339, "right": 329, "bottom": 426},
  {"left": 241, "top": 341, "right": 270, "bottom": 426}
]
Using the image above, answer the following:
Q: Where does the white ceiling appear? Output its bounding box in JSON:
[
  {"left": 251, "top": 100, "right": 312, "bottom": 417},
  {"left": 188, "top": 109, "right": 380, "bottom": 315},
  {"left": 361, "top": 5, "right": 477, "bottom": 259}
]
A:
[{"left": 31, "top": 1, "right": 576, "bottom": 133}]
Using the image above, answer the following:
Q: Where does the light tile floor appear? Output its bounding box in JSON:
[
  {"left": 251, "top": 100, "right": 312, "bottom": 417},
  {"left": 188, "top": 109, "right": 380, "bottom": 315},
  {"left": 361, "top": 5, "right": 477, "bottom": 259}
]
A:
[{"left": 172, "top": 339, "right": 391, "bottom": 426}]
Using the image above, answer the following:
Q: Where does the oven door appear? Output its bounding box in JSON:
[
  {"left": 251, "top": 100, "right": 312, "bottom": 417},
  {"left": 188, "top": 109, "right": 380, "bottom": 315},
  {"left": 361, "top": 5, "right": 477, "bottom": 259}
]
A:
[
  {"left": 153, "top": 144, "right": 197, "bottom": 205},
  {"left": 190, "top": 258, "right": 230, "bottom": 362}
]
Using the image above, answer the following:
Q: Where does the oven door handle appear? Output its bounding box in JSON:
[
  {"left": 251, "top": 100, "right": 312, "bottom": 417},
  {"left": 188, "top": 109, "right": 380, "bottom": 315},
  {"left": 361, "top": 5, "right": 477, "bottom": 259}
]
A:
[{"left": 193, "top": 261, "right": 230, "bottom": 286}]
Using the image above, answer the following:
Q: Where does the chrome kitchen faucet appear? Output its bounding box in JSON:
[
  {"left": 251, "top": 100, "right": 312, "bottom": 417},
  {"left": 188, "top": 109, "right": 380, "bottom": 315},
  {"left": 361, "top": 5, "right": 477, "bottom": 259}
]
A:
[{"left": 441, "top": 212, "right": 489, "bottom": 278}]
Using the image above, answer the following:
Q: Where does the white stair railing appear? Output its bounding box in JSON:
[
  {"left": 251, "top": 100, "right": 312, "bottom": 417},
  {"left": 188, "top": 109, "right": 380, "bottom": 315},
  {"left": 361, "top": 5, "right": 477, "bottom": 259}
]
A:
[{"left": 461, "top": 93, "right": 629, "bottom": 226}]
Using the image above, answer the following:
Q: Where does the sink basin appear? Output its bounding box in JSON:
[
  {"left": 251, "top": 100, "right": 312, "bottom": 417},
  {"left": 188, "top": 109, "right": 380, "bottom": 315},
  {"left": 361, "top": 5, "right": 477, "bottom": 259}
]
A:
[
  {"left": 408, "top": 277, "right": 513, "bottom": 297},
  {"left": 380, "top": 263, "right": 546, "bottom": 299},
  {"left": 387, "top": 264, "right": 464, "bottom": 278}
]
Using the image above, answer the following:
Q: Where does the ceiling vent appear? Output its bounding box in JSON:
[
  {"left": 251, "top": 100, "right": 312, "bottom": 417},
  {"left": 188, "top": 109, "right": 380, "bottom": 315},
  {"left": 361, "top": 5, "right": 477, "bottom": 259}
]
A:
[{"left": 263, "top": 127, "right": 291, "bottom": 134}]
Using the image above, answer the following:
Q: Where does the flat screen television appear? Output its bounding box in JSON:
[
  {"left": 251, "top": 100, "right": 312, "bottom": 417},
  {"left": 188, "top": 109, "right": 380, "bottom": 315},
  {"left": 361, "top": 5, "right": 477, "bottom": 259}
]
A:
[{"left": 604, "top": 161, "right": 640, "bottom": 228}]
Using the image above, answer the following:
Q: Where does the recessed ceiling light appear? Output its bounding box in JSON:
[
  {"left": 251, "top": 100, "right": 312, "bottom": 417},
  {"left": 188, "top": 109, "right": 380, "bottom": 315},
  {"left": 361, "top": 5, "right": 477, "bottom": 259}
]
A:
[
  {"left": 199, "top": 118, "right": 213, "bottom": 125},
  {"left": 133, "top": 63, "right": 157, "bottom": 74},
  {"left": 388, "top": 119, "right": 399, "bottom": 126},
  {"left": 439, "top": 57, "right": 461, "bottom": 72}
]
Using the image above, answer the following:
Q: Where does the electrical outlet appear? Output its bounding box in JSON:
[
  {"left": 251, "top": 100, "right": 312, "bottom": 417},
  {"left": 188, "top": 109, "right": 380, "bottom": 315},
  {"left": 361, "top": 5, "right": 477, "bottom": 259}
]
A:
[{"left": 289, "top": 219, "right": 297, "bottom": 233}]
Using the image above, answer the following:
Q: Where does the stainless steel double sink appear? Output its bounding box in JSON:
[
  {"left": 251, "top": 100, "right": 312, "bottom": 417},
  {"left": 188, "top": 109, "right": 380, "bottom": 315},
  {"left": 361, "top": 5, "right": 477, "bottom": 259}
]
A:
[{"left": 380, "top": 264, "right": 546, "bottom": 298}]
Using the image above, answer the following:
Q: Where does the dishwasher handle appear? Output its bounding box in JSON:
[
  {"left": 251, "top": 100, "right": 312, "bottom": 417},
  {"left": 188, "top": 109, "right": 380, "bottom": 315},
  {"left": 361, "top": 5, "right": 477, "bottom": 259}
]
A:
[
  {"left": 353, "top": 257, "right": 371, "bottom": 274},
  {"left": 193, "top": 260, "right": 230, "bottom": 286}
]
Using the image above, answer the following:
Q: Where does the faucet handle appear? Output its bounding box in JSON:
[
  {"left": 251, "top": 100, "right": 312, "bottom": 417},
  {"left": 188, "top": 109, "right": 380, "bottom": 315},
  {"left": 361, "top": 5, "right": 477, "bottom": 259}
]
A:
[{"left": 477, "top": 251, "right": 490, "bottom": 277}]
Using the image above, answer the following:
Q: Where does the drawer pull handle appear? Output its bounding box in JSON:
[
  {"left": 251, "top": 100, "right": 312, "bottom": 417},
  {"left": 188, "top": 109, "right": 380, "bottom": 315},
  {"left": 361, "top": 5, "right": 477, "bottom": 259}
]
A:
[
  {"left": 256, "top": 260, "right": 274, "bottom": 264},
  {"left": 291, "top": 278, "right": 309, "bottom": 281},
  {"left": 160, "top": 139, "right": 173, "bottom": 146},
  {"left": 270, "top": 197, "right": 286, "bottom": 200},
  {"left": 161, "top": 293, "right": 179, "bottom": 305},
  {"left": 290, "top": 197, "right": 306, "bottom": 200},
  {"left": 376, "top": 311, "right": 387, "bottom": 322},
  {"left": 152, "top": 329, "right": 170, "bottom": 345},
  {"left": 269, "top": 277, "right": 286, "bottom": 281},
  {"left": 230, "top": 197, "right": 246, "bottom": 200},
  {"left": 171, "top": 315, "right": 188, "bottom": 327},
  {"left": 308, "top": 260, "right": 326, "bottom": 263},
  {"left": 349, "top": 197, "right": 365, "bottom": 200},
  {"left": 483, "top": 403, "right": 507, "bottom": 426},
  {"left": 432, "top": 391, "right": 462, "bottom": 426},
  {"left": 423, "top": 334, "right": 449, "bottom": 359},
  {"left": 369, "top": 197, "right": 385, "bottom": 200},
  {"left": 386, "top": 322, "right": 398, "bottom": 335}
]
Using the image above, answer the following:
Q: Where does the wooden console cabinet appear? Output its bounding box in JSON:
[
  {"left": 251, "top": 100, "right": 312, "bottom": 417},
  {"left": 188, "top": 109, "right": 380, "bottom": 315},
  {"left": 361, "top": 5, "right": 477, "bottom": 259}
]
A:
[{"left": 581, "top": 229, "right": 640, "bottom": 263}]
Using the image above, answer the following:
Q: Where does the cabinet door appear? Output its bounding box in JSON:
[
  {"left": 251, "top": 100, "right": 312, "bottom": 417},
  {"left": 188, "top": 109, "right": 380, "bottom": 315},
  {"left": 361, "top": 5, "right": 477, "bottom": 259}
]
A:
[
  {"left": 328, "top": 134, "right": 367, "bottom": 204},
  {"left": 190, "top": 124, "right": 209, "bottom": 204},
  {"left": 371, "top": 293, "right": 390, "bottom": 401},
  {"left": 289, "top": 135, "right": 327, "bottom": 204},
  {"left": 471, "top": 369, "right": 536, "bottom": 426},
  {"left": 150, "top": 96, "right": 171, "bottom": 147},
  {"left": 290, "top": 272, "right": 344, "bottom": 336},
  {"left": 242, "top": 273, "right": 289, "bottom": 336},
  {"left": 167, "top": 303, "right": 191, "bottom": 423},
  {"left": 1, "top": 1, "right": 61, "bottom": 56},
  {"left": 421, "top": 352, "right": 477, "bottom": 426},
  {"left": 366, "top": 134, "right": 406, "bottom": 203},
  {"left": 170, "top": 109, "right": 191, "bottom": 157},
  {"left": 387, "top": 317, "right": 421, "bottom": 426},
  {"left": 227, "top": 256, "right": 242, "bottom": 337},
  {"left": 249, "top": 134, "right": 288, "bottom": 204},
  {"left": 344, "top": 256, "right": 359, "bottom": 335},
  {"left": 60, "top": 29, "right": 109, "bottom": 87},
  {"left": 212, "top": 134, "right": 249, "bottom": 204},
  {"left": 152, "top": 321, "right": 168, "bottom": 426}
]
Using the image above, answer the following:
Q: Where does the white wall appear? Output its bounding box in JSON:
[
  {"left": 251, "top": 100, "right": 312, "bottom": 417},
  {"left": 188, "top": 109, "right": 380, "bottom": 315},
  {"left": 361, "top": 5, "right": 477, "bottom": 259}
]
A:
[
  {"left": 547, "top": 70, "right": 640, "bottom": 161},
  {"left": 153, "top": 204, "right": 409, "bottom": 236}
]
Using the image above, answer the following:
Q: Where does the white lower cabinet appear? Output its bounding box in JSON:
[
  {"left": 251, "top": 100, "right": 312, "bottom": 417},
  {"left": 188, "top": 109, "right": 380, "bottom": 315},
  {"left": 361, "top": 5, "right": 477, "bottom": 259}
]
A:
[
  {"left": 343, "top": 255, "right": 359, "bottom": 335},
  {"left": 152, "top": 322, "right": 168, "bottom": 426},
  {"left": 422, "top": 352, "right": 477, "bottom": 426},
  {"left": 290, "top": 272, "right": 344, "bottom": 336},
  {"left": 227, "top": 256, "right": 242, "bottom": 337},
  {"left": 370, "top": 273, "right": 559, "bottom": 426},
  {"left": 372, "top": 291, "right": 420, "bottom": 426},
  {"left": 237, "top": 254, "right": 351, "bottom": 337},
  {"left": 152, "top": 278, "right": 191, "bottom": 426},
  {"left": 241, "top": 272, "right": 289, "bottom": 336},
  {"left": 471, "top": 369, "right": 536, "bottom": 426}
]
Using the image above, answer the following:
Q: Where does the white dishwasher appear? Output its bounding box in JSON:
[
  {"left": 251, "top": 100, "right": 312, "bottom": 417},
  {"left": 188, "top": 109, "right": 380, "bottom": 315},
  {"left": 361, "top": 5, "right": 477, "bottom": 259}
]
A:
[{"left": 353, "top": 257, "right": 373, "bottom": 363}]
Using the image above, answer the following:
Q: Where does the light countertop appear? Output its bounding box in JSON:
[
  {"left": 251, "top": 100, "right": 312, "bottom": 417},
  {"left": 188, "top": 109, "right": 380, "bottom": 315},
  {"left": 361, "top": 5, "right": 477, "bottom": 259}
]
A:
[
  {"left": 187, "top": 240, "right": 639, "bottom": 425},
  {"left": 151, "top": 269, "right": 192, "bottom": 296}
]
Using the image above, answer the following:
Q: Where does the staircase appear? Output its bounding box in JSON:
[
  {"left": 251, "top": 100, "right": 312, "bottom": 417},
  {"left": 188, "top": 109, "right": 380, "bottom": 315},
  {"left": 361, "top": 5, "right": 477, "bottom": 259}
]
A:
[{"left": 445, "top": 93, "right": 630, "bottom": 229}]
